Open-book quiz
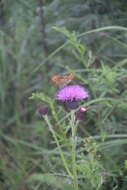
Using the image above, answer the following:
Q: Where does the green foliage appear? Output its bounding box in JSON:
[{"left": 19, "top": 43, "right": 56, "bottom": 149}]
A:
[
  {"left": 29, "top": 173, "right": 74, "bottom": 190},
  {"left": 0, "top": 0, "right": 127, "bottom": 190}
]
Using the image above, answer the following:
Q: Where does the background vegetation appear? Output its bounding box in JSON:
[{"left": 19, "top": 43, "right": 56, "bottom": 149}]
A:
[{"left": 0, "top": 0, "right": 127, "bottom": 189}]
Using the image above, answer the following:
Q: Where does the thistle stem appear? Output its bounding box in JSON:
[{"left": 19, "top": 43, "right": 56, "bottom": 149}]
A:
[
  {"left": 70, "top": 111, "right": 79, "bottom": 190},
  {"left": 44, "top": 115, "right": 73, "bottom": 179}
]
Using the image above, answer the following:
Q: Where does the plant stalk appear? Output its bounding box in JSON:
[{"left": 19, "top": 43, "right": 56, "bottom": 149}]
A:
[
  {"left": 70, "top": 111, "right": 79, "bottom": 190},
  {"left": 44, "top": 115, "right": 73, "bottom": 179}
]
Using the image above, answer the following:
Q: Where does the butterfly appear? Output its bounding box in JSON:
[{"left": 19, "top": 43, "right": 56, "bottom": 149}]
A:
[{"left": 51, "top": 74, "right": 75, "bottom": 87}]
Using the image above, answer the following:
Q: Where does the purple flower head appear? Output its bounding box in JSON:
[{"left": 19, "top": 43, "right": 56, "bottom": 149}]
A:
[
  {"left": 56, "top": 85, "right": 89, "bottom": 102},
  {"left": 37, "top": 106, "right": 50, "bottom": 116}
]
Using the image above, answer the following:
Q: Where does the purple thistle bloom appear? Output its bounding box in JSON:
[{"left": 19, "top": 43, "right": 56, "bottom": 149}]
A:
[{"left": 56, "top": 85, "right": 89, "bottom": 102}]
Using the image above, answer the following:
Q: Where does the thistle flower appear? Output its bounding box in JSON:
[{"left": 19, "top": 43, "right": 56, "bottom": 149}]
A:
[
  {"left": 56, "top": 85, "right": 89, "bottom": 102},
  {"left": 76, "top": 107, "right": 87, "bottom": 120},
  {"left": 56, "top": 85, "right": 89, "bottom": 110},
  {"left": 37, "top": 106, "right": 50, "bottom": 116}
]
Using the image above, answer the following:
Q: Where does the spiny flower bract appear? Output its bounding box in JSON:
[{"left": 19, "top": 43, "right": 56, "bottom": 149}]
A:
[{"left": 37, "top": 106, "right": 50, "bottom": 116}]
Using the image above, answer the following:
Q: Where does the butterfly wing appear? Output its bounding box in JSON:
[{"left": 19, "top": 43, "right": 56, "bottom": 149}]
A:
[{"left": 51, "top": 74, "right": 75, "bottom": 87}]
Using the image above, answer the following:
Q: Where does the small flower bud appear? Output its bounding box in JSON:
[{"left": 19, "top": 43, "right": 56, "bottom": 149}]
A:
[
  {"left": 37, "top": 106, "right": 50, "bottom": 116},
  {"left": 75, "top": 107, "right": 87, "bottom": 120}
]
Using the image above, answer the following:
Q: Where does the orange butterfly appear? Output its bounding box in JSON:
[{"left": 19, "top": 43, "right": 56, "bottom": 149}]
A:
[{"left": 51, "top": 74, "right": 75, "bottom": 87}]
